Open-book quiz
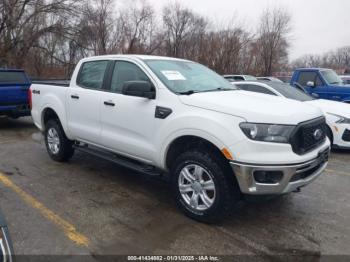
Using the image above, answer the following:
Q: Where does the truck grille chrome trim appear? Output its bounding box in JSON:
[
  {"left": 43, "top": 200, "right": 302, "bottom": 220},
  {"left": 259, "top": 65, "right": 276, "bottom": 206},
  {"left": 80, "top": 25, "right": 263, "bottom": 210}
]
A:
[{"left": 230, "top": 147, "right": 329, "bottom": 195}]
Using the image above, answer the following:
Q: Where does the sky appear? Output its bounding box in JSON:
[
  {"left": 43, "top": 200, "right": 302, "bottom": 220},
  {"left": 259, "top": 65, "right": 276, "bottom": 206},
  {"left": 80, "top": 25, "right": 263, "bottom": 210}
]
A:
[{"left": 148, "top": 0, "right": 350, "bottom": 60}]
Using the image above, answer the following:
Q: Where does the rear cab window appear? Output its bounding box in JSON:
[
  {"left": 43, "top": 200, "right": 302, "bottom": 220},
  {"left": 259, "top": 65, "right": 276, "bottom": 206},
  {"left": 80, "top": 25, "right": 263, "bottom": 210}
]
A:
[
  {"left": 0, "top": 71, "right": 29, "bottom": 85},
  {"left": 77, "top": 60, "right": 109, "bottom": 89}
]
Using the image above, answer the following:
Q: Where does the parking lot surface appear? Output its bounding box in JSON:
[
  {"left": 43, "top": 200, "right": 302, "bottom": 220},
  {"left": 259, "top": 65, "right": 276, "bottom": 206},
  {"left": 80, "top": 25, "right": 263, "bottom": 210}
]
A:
[{"left": 0, "top": 117, "right": 350, "bottom": 259}]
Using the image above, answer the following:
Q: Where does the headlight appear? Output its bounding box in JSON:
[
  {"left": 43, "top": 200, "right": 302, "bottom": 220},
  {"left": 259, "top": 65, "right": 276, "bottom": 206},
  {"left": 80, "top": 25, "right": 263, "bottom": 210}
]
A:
[
  {"left": 240, "top": 123, "right": 295, "bottom": 143},
  {"left": 327, "top": 113, "right": 350, "bottom": 124}
]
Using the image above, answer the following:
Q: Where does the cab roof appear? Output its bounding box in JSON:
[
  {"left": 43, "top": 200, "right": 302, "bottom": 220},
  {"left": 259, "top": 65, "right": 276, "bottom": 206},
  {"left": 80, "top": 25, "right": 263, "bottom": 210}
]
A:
[{"left": 81, "top": 54, "right": 191, "bottom": 63}]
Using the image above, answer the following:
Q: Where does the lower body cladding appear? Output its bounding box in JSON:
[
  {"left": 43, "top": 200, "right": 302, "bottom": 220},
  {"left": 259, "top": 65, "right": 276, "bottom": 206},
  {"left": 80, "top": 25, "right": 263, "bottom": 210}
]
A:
[{"left": 230, "top": 148, "right": 330, "bottom": 195}]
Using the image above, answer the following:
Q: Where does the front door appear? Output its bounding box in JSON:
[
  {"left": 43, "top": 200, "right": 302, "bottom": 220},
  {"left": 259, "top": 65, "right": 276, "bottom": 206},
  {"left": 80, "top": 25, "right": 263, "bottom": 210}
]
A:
[
  {"left": 100, "top": 60, "right": 157, "bottom": 163},
  {"left": 297, "top": 71, "right": 328, "bottom": 99}
]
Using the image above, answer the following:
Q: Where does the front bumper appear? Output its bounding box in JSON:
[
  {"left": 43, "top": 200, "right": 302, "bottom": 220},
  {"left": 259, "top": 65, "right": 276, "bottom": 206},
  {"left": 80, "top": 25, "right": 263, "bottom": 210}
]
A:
[
  {"left": 230, "top": 148, "right": 329, "bottom": 195},
  {"left": 331, "top": 123, "right": 350, "bottom": 149}
]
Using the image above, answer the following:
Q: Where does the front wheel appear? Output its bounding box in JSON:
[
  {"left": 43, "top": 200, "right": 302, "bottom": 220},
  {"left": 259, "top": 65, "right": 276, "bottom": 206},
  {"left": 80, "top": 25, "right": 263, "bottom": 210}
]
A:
[
  {"left": 171, "top": 150, "right": 241, "bottom": 223},
  {"left": 45, "top": 120, "right": 74, "bottom": 162}
]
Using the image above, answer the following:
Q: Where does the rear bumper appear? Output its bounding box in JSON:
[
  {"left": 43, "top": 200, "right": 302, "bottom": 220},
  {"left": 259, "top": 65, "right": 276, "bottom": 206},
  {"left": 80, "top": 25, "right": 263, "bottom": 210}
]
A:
[
  {"left": 0, "top": 104, "right": 30, "bottom": 117},
  {"left": 230, "top": 148, "right": 329, "bottom": 195}
]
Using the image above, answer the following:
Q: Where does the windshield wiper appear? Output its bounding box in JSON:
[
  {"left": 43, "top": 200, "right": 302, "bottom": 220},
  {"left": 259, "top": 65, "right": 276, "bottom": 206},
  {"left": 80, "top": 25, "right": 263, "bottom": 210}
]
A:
[
  {"left": 178, "top": 87, "right": 236, "bottom": 95},
  {"left": 178, "top": 90, "right": 199, "bottom": 95},
  {"left": 204, "top": 87, "right": 236, "bottom": 92}
]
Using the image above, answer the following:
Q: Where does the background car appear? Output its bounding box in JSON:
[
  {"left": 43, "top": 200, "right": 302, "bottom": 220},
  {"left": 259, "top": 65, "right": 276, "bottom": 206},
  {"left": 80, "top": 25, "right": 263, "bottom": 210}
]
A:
[
  {"left": 0, "top": 209, "right": 13, "bottom": 262},
  {"left": 223, "top": 74, "right": 257, "bottom": 82},
  {"left": 291, "top": 68, "right": 350, "bottom": 102},
  {"left": 256, "top": 76, "right": 284, "bottom": 83},
  {"left": 340, "top": 75, "right": 350, "bottom": 85},
  {"left": 234, "top": 80, "right": 350, "bottom": 150},
  {"left": 0, "top": 69, "right": 31, "bottom": 119}
]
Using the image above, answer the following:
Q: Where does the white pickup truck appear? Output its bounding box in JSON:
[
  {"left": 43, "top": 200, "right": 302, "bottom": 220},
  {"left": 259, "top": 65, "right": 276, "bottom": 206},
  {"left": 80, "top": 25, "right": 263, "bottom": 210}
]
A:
[{"left": 30, "top": 55, "right": 330, "bottom": 222}]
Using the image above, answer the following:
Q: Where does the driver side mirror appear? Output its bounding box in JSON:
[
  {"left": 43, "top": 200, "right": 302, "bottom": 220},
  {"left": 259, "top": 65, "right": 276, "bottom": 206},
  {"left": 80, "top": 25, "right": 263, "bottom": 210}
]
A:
[
  {"left": 122, "top": 81, "right": 155, "bottom": 99},
  {"left": 306, "top": 81, "right": 315, "bottom": 87}
]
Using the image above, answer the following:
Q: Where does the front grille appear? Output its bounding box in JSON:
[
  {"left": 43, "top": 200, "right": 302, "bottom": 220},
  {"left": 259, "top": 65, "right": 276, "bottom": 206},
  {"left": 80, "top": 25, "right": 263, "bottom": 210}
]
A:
[
  {"left": 289, "top": 117, "right": 327, "bottom": 155},
  {"left": 342, "top": 129, "right": 350, "bottom": 142}
]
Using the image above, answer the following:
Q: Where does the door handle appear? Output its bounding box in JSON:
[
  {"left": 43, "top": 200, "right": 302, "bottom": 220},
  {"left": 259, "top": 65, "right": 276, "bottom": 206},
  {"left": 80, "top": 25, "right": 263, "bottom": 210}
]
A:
[
  {"left": 71, "top": 95, "right": 79, "bottom": 99},
  {"left": 104, "top": 101, "right": 115, "bottom": 107}
]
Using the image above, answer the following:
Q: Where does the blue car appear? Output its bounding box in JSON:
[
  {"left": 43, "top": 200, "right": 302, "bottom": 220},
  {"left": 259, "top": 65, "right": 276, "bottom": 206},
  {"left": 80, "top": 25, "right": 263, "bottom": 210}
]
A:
[
  {"left": 0, "top": 69, "right": 31, "bottom": 118},
  {"left": 291, "top": 68, "right": 350, "bottom": 103}
]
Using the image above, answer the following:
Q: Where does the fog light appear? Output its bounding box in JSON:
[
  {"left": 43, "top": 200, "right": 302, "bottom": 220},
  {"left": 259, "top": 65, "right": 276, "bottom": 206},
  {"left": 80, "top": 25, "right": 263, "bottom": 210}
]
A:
[{"left": 253, "top": 171, "right": 283, "bottom": 184}]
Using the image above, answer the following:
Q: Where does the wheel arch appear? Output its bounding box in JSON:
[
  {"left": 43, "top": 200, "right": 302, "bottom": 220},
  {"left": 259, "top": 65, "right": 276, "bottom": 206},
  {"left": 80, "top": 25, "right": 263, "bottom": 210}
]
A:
[
  {"left": 41, "top": 107, "right": 66, "bottom": 133},
  {"left": 163, "top": 134, "right": 232, "bottom": 172}
]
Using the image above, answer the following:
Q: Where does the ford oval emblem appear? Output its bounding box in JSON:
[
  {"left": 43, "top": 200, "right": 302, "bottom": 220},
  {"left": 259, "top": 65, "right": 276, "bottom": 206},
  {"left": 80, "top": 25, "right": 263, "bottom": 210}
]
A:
[{"left": 313, "top": 129, "right": 323, "bottom": 140}]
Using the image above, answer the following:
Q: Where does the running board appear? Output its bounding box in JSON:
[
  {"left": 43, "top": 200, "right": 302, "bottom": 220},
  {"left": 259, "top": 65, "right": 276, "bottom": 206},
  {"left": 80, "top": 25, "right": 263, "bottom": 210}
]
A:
[{"left": 73, "top": 144, "right": 163, "bottom": 177}]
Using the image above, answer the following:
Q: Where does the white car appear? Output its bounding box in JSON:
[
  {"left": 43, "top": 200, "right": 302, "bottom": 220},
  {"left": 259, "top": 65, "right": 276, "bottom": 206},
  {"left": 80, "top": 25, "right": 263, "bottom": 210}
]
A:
[
  {"left": 30, "top": 55, "right": 329, "bottom": 222},
  {"left": 223, "top": 74, "right": 257, "bottom": 82},
  {"left": 235, "top": 81, "right": 350, "bottom": 150},
  {"left": 256, "top": 77, "right": 284, "bottom": 83},
  {"left": 340, "top": 75, "right": 350, "bottom": 85}
]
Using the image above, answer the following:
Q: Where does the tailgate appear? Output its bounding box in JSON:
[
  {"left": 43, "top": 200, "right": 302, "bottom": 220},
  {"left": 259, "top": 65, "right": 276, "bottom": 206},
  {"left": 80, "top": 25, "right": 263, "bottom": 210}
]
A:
[
  {"left": 0, "top": 84, "right": 30, "bottom": 105},
  {"left": 0, "top": 70, "right": 30, "bottom": 105}
]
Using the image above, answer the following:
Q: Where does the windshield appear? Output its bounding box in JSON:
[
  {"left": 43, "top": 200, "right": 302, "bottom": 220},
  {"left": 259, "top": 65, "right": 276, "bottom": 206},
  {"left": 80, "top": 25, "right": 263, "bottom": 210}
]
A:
[
  {"left": 320, "top": 69, "right": 343, "bottom": 85},
  {"left": 266, "top": 82, "right": 314, "bottom": 102},
  {"left": 144, "top": 60, "right": 237, "bottom": 94}
]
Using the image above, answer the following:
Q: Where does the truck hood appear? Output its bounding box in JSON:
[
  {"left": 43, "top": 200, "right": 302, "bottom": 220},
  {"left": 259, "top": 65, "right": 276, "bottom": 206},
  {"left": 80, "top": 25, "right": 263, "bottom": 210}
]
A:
[
  {"left": 179, "top": 90, "right": 323, "bottom": 125},
  {"left": 306, "top": 99, "right": 350, "bottom": 117}
]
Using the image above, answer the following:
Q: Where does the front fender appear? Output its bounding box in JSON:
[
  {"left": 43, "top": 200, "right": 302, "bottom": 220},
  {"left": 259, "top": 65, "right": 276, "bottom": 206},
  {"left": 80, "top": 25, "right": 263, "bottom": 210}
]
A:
[{"left": 156, "top": 112, "right": 246, "bottom": 169}]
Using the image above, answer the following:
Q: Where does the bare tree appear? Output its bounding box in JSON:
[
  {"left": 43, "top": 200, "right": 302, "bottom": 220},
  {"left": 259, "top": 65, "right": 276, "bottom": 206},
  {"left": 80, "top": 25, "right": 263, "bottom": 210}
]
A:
[
  {"left": 162, "top": 2, "right": 206, "bottom": 57},
  {"left": 0, "top": 0, "right": 78, "bottom": 67},
  {"left": 119, "top": 0, "right": 162, "bottom": 54},
  {"left": 255, "top": 8, "right": 291, "bottom": 75}
]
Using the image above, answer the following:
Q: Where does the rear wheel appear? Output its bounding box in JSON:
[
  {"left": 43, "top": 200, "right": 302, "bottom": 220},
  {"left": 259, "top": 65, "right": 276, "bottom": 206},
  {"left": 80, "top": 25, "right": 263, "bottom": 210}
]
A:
[
  {"left": 45, "top": 120, "right": 74, "bottom": 162},
  {"left": 171, "top": 150, "right": 241, "bottom": 223}
]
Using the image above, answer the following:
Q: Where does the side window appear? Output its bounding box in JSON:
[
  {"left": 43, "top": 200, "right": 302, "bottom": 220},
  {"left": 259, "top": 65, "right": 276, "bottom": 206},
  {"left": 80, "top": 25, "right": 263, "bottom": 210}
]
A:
[
  {"left": 77, "top": 61, "right": 108, "bottom": 89},
  {"left": 233, "top": 76, "right": 244, "bottom": 81},
  {"left": 315, "top": 75, "right": 323, "bottom": 86},
  {"left": 237, "top": 84, "right": 276, "bottom": 96},
  {"left": 297, "top": 72, "right": 318, "bottom": 86},
  {"left": 110, "top": 61, "right": 151, "bottom": 93},
  {"left": 224, "top": 77, "right": 235, "bottom": 82}
]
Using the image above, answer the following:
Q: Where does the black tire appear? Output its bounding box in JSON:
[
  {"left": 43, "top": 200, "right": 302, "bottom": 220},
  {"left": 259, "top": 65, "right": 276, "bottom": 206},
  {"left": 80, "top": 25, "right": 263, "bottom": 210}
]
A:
[
  {"left": 44, "top": 119, "right": 74, "bottom": 162},
  {"left": 171, "top": 150, "right": 241, "bottom": 223}
]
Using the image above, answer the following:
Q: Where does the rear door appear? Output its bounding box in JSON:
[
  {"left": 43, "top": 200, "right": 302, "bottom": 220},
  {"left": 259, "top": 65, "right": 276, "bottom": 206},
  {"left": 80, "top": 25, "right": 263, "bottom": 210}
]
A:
[
  {"left": 99, "top": 60, "right": 157, "bottom": 162},
  {"left": 66, "top": 60, "right": 109, "bottom": 143},
  {"left": 296, "top": 71, "right": 328, "bottom": 99},
  {"left": 0, "top": 70, "right": 30, "bottom": 107}
]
